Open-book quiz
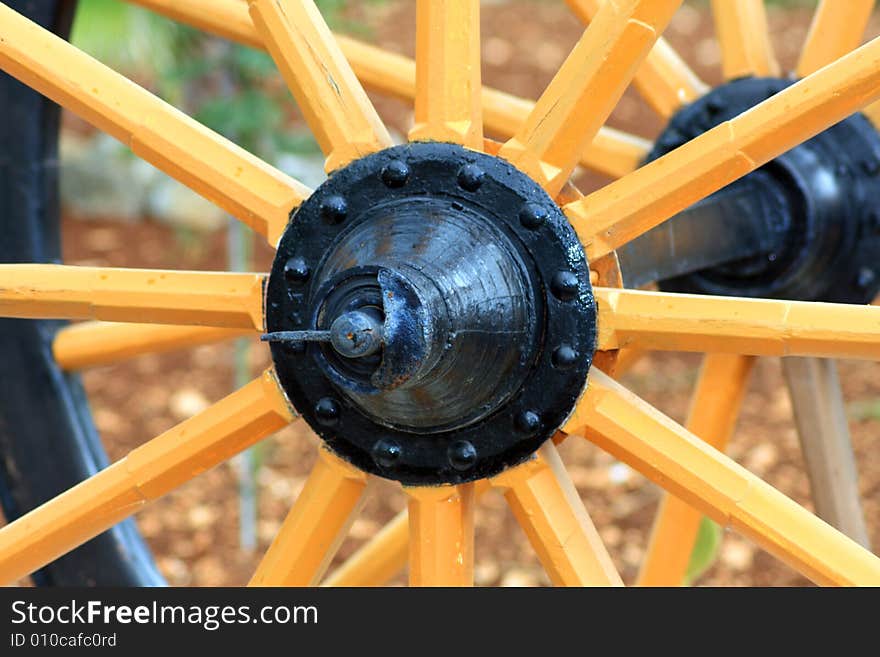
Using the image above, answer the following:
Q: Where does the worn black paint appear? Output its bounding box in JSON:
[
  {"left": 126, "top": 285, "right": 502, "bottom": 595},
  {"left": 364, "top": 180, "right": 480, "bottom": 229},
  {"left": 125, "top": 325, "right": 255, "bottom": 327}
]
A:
[{"left": 267, "top": 143, "right": 596, "bottom": 485}]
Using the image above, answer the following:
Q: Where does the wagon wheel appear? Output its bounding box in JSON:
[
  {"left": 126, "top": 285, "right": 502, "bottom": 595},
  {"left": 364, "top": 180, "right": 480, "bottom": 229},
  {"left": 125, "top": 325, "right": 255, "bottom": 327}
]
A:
[{"left": 2, "top": 0, "right": 880, "bottom": 588}]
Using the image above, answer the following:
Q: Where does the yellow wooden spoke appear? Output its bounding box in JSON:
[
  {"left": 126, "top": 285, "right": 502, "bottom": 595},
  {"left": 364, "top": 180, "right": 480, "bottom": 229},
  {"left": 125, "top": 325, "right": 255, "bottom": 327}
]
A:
[
  {"left": 409, "top": 0, "right": 482, "bottom": 148},
  {"left": 406, "top": 484, "right": 475, "bottom": 587},
  {"left": 565, "top": 0, "right": 708, "bottom": 118},
  {"left": 638, "top": 354, "right": 756, "bottom": 587},
  {"left": 53, "top": 322, "right": 253, "bottom": 371},
  {"left": 0, "top": 3, "right": 308, "bottom": 246},
  {"left": 564, "top": 370, "right": 880, "bottom": 586},
  {"left": 798, "top": 0, "right": 875, "bottom": 77},
  {"left": 710, "top": 0, "right": 779, "bottom": 80},
  {"left": 250, "top": 448, "right": 368, "bottom": 586},
  {"left": 568, "top": 35, "right": 880, "bottom": 261},
  {"left": 491, "top": 443, "right": 622, "bottom": 587},
  {"left": 499, "top": 0, "right": 681, "bottom": 196},
  {"left": 124, "top": 0, "right": 646, "bottom": 180},
  {"left": 247, "top": 0, "right": 391, "bottom": 172},
  {"left": 0, "top": 370, "right": 293, "bottom": 585},
  {"left": 0, "top": 265, "right": 264, "bottom": 329},
  {"left": 324, "top": 480, "right": 491, "bottom": 586},
  {"left": 595, "top": 287, "right": 880, "bottom": 360}
]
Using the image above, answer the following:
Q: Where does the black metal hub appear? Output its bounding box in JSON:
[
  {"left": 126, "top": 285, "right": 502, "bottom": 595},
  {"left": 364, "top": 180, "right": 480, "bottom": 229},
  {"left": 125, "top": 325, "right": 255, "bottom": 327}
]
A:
[
  {"left": 647, "top": 77, "right": 880, "bottom": 304},
  {"left": 266, "top": 143, "right": 596, "bottom": 485}
]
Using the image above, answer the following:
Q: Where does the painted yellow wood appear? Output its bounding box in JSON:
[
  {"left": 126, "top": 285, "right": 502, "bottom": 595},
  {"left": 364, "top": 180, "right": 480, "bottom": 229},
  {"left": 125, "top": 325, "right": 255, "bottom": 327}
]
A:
[
  {"left": 247, "top": 0, "right": 391, "bottom": 172},
  {"left": 0, "top": 3, "right": 308, "bottom": 246},
  {"left": 564, "top": 370, "right": 880, "bottom": 586},
  {"left": 409, "top": 0, "right": 482, "bottom": 148},
  {"left": 0, "top": 265, "right": 265, "bottom": 330},
  {"left": 53, "top": 322, "right": 252, "bottom": 371},
  {"left": 711, "top": 0, "right": 779, "bottom": 80},
  {"left": 499, "top": 0, "right": 681, "bottom": 196},
  {"left": 565, "top": 0, "right": 708, "bottom": 118},
  {"left": 798, "top": 0, "right": 875, "bottom": 77},
  {"left": 638, "top": 354, "right": 756, "bottom": 587},
  {"left": 567, "top": 35, "right": 880, "bottom": 261},
  {"left": 250, "top": 448, "right": 368, "bottom": 586},
  {"left": 324, "top": 480, "right": 491, "bottom": 586},
  {"left": 594, "top": 287, "right": 880, "bottom": 360},
  {"left": 406, "top": 484, "right": 475, "bottom": 587},
  {"left": 124, "top": 0, "right": 646, "bottom": 179},
  {"left": 0, "top": 370, "right": 294, "bottom": 585},
  {"left": 491, "top": 443, "right": 623, "bottom": 586}
]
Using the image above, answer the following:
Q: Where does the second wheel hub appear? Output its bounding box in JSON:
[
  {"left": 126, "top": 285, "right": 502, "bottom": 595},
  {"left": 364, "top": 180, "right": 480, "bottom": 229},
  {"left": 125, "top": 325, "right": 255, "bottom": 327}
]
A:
[{"left": 266, "top": 143, "right": 596, "bottom": 485}]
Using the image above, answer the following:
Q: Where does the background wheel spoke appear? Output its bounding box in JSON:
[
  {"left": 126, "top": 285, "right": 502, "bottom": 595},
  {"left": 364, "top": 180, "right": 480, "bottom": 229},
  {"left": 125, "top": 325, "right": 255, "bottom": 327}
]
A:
[
  {"left": 0, "top": 3, "right": 309, "bottom": 245},
  {"left": 498, "top": 0, "right": 682, "bottom": 196},
  {"left": 0, "top": 371, "right": 294, "bottom": 585},
  {"left": 565, "top": 371, "right": 880, "bottom": 586},
  {"left": 247, "top": 0, "right": 392, "bottom": 172},
  {"left": 565, "top": 0, "right": 708, "bottom": 118},
  {"left": 250, "top": 448, "right": 368, "bottom": 586},
  {"left": 711, "top": 0, "right": 779, "bottom": 80},
  {"left": 322, "top": 508, "right": 409, "bottom": 587},
  {"left": 406, "top": 484, "right": 475, "bottom": 587},
  {"left": 567, "top": 35, "right": 880, "bottom": 261},
  {"left": 595, "top": 288, "right": 880, "bottom": 360},
  {"left": 53, "top": 322, "right": 253, "bottom": 371},
  {"left": 638, "top": 354, "right": 755, "bottom": 587},
  {"left": 782, "top": 358, "right": 872, "bottom": 547},
  {"left": 797, "top": 0, "right": 875, "bottom": 77},
  {"left": 0, "top": 265, "right": 265, "bottom": 329},
  {"left": 491, "top": 443, "right": 622, "bottom": 587}
]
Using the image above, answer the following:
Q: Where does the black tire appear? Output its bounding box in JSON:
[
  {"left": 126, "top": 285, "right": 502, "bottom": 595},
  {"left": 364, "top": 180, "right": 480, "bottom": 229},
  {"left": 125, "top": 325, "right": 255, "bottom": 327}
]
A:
[{"left": 0, "top": 0, "right": 162, "bottom": 586}]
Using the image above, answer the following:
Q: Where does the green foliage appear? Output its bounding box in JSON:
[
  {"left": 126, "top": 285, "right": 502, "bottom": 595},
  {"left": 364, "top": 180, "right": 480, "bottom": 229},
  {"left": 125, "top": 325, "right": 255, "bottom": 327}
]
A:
[
  {"left": 684, "top": 517, "right": 722, "bottom": 585},
  {"left": 848, "top": 398, "right": 880, "bottom": 421}
]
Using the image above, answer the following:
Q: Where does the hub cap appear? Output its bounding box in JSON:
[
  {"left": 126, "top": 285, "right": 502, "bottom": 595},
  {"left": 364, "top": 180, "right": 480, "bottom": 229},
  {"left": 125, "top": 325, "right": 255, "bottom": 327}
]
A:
[{"left": 266, "top": 143, "right": 596, "bottom": 485}]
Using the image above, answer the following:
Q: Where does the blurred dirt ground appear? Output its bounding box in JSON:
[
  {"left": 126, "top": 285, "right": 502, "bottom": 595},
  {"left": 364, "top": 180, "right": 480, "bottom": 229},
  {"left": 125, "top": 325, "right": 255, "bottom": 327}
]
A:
[{"left": 11, "top": 1, "right": 880, "bottom": 586}]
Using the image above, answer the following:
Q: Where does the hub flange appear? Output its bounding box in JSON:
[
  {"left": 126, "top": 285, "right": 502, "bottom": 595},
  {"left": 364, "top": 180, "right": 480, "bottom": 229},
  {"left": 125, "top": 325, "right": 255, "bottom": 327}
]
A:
[
  {"left": 266, "top": 143, "right": 596, "bottom": 485},
  {"left": 647, "top": 77, "right": 880, "bottom": 304}
]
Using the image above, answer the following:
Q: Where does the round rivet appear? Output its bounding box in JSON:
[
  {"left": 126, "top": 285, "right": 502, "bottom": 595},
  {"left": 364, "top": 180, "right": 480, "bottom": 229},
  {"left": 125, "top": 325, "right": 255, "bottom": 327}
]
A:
[
  {"left": 283, "top": 341, "right": 306, "bottom": 356},
  {"left": 551, "top": 271, "right": 579, "bottom": 301},
  {"left": 314, "top": 397, "right": 340, "bottom": 427},
  {"left": 515, "top": 410, "right": 541, "bottom": 435},
  {"left": 856, "top": 267, "right": 877, "bottom": 290},
  {"left": 283, "top": 256, "right": 310, "bottom": 284},
  {"left": 381, "top": 160, "right": 410, "bottom": 188},
  {"left": 448, "top": 440, "right": 477, "bottom": 471},
  {"left": 552, "top": 345, "right": 578, "bottom": 369},
  {"left": 372, "top": 439, "right": 402, "bottom": 468},
  {"left": 519, "top": 203, "right": 548, "bottom": 230},
  {"left": 457, "top": 164, "right": 485, "bottom": 192},
  {"left": 319, "top": 195, "right": 348, "bottom": 224}
]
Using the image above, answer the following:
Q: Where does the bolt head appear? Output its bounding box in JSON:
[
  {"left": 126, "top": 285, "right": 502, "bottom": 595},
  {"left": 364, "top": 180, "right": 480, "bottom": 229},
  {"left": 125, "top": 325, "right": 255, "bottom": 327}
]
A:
[
  {"left": 319, "top": 195, "right": 348, "bottom": 224},
  {"left": 856, "top": 267, "right": 877, "bottom": 290},
  {"left": 448, "top": 440, "right": 477, "bottom": 471},
  {"left": 314, "top": 397, "right": 340, "bottom": 426},
  {"left": 283, "top": 341, "right": 306, "bottom": 356},
  {"left": 552, "top": 345, "right": 578, "bottom": 369},
  {"left": 381, "top": 160, "right": 410, "bottom": 188},
  {"left": 283, "top": 257, "right": 310, "bottom": 284},
  {"left": 372, "top": 439, "right": 402, "bottom": 468},
  {"left": 457, "top": 164, "right": 485, "bottom": 192},
  {"left": 551, "top": 271, "right": 579, "bottom": 301},
  {"left": 515, "top": 410, "right": 541, "bottom": 435},
  {"left": 519, "top": 203, "right": 548, "bottom": 230}
]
